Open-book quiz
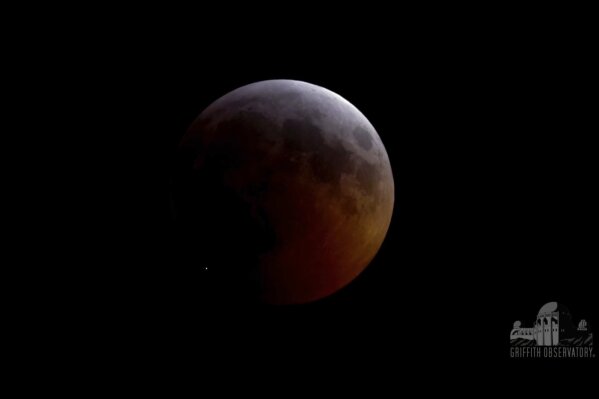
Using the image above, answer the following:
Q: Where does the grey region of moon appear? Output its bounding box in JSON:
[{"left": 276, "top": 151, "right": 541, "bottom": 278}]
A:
[{"left": 179, "top": 79, "right": 394, "bottom": 304}]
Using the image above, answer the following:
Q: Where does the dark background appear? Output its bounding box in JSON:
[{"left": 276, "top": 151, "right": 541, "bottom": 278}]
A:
[{"left": 48, "top": 11, "right": 596, "bottom": 386}]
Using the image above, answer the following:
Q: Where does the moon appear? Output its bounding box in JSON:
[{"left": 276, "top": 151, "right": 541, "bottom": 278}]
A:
[{"left": 174, "top": 80, "right": 394, "bottom": 304}]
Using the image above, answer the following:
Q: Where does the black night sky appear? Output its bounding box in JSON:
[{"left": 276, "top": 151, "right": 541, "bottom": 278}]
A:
[{"left": 55, "top": 10, "right": 597, "bottom": 386}]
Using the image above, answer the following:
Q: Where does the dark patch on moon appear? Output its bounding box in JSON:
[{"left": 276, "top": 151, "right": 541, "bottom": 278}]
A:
[
  {"left": 352, "top": 126, "right": 373, "bottom": 151},
  {"left": 280, "top": 116, "right": 383, "bottom": 217},
  {"left": 308, "top": 138, "right": 353, "bottom": 187},
  {"left": 282, "top": 117, "right": 357, "bottom": 190},
  {"left": 208, "top": 110, "right": 278, "bottom": 171},
  {"left": 282, "top": 118, "right": 326, "bottom": 153},
  {"left": 304, "top": 106, "right": 326, "bottom": 122}
]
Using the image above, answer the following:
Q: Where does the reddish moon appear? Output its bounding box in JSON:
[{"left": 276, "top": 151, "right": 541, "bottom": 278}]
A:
[{"left": 175, "top": 80, "right": 394, "bottom": 304}]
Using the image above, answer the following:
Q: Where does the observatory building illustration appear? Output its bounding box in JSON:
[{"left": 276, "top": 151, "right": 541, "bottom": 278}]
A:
[{"left": 510, "top": 302, "right": 592, "bottom": 346}]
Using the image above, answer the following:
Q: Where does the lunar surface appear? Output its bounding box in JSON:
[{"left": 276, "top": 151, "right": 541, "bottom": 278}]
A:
[{"left": 174, "top": 80, "right": 394, "bottom": 304}]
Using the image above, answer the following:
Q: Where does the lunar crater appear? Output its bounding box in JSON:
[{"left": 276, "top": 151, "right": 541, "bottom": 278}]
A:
[{"left": 352, "top": 126, "right": 374, "bottom": 151}]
